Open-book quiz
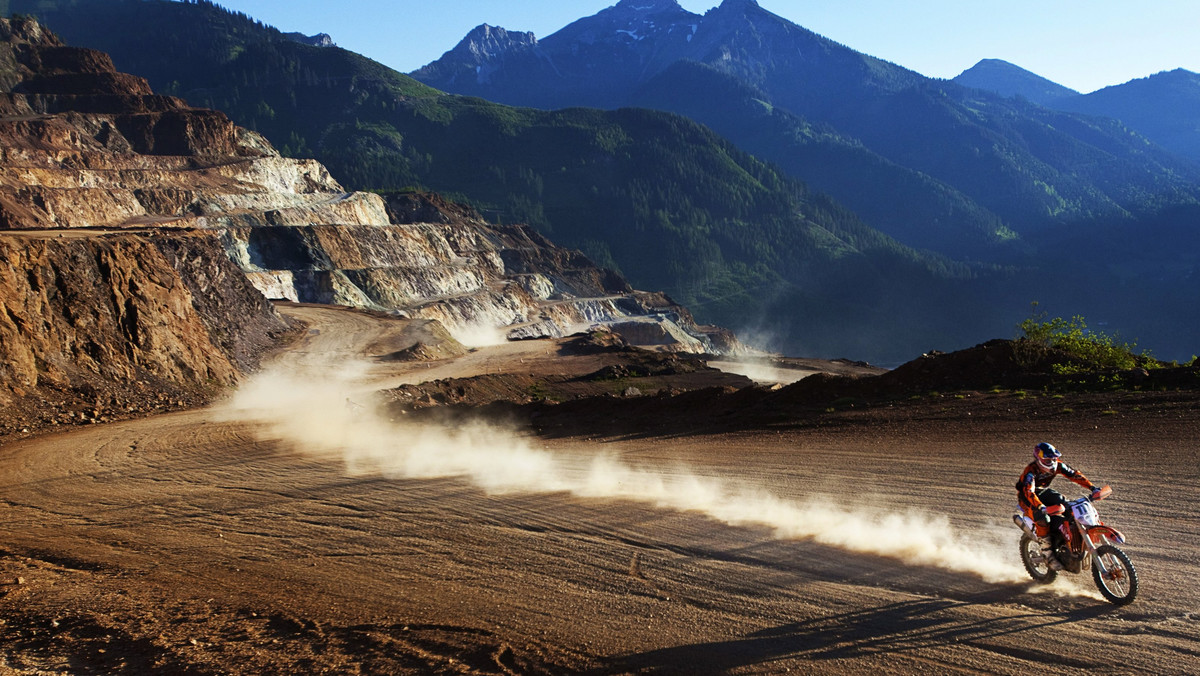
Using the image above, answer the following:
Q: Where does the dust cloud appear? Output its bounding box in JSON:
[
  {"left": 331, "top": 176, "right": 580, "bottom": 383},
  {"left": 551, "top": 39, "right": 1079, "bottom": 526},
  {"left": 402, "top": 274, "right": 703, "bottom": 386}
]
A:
[
  {"left": 708, "top": 359, "right": 814, "bottom": 386},
  {"left": 219, "top": 360, "right": 1035, "bottom": 585},
  {"left": 447, "top": 322, "right": 509, "bottom": 347}
]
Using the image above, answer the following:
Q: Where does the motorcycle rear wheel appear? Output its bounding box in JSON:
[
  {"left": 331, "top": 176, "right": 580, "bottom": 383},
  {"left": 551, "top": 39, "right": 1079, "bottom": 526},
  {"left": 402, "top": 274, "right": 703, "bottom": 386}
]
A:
[
  {"left": 1019, "top": 534, "right": 1057, "bottom": 584},
  {"left": 1092, "top": 544, "right": 1138, "bottom": 606}
]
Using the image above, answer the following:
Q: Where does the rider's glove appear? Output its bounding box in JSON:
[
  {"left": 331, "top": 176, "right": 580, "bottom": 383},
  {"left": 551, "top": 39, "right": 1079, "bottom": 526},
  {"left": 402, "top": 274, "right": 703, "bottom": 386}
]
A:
[
  {"left": 1036, "top": 507, "right": 1051, "bottom": 524},
  {"left": 1091, "top": 487, "right": 1103, "bottom": 500}
]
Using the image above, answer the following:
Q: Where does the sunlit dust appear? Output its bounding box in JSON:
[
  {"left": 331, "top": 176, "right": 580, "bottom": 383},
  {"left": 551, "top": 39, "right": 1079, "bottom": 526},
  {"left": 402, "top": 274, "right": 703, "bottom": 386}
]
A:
[{"left": 217, "top": 359, "right": 1096, "bottom": 593}]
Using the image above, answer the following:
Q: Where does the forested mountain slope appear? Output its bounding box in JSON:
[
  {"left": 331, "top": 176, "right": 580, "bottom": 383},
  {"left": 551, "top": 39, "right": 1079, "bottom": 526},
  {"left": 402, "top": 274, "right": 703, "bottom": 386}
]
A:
[
  {"left": 954, "top": 60, "right": 1200, "bottom": 167},
  {"left": 415, "top": 0, "right": 1200, "bottom": 247},
  {"left": 1052, "top": 69, "right": 1200, "bottom": 166}
]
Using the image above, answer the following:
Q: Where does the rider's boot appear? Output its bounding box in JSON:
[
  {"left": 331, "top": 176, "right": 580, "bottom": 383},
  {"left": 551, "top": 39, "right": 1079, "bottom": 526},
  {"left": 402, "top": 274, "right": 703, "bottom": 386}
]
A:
[
  {"left": 1049, "top": 525, "right": 1073, "bottom": 570},
  {"left": 1039, "top": 538, "right": 1064, "bottom": 570},
  {"left": 1046, "top": 552, "right": 1064, "bottom": 571}
]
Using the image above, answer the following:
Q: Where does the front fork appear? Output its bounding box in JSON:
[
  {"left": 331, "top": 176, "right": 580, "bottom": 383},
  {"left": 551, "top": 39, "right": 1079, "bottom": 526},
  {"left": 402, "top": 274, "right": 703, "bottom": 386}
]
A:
[{"left": 1080, "top": 525, "right": 1127, "bottom": 576}]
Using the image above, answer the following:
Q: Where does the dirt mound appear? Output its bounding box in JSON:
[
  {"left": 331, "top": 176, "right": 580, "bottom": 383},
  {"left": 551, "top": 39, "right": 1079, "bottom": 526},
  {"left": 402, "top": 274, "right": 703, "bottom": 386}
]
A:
[
  {"left": 365, "top": 318, "right": 468, "bottom": 362},
  {"left": 558, "top": 328, "right": 631, "bottom": 355},
  {"left": 769, "top": 338, "right": 1197, "bottom": 407},
  {"left": 388, "top": 345, "right": 747, "bottom": 413},
  {"left": 390, "top": 337, "right": 1200, "bottom": 438},
  {"left": 866, "top": 339, "right": 1197, "bottom": 396}
]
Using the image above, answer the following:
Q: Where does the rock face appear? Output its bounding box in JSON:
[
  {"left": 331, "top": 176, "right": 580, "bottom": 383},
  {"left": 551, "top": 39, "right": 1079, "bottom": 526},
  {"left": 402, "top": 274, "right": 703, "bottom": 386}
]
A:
[
  {"left": 416, "top": 24, "right": 540, "bottom": 89},
  {"left": 213, "top": 190, "right": 673, "bottom": 345},
  {"left": 0, "top": 17, "right": 736, "bottom": 436},
  {"left": 283, "top": 32, "right": 335, "bottom": 48},
  {"left": 0, "top": 231, "right": 286, "bottom": 401}
]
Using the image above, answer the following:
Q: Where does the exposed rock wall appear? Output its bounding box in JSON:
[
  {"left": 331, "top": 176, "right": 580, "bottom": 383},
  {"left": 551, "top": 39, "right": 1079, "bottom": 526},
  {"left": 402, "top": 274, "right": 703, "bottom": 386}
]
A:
[
  {"left": 0, "top": 17, "right": 280, "bottom": 233},
  {"left": 0, "top": 232, "right": 279, "bottom": 395},
  {"left": 0, "top": 231, "right": 289, "bottom": 433}
]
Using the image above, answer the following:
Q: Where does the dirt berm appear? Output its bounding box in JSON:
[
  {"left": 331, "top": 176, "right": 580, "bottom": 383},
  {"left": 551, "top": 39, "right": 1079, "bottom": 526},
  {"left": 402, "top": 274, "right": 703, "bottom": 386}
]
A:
[{"left": 391, "top": 336, "right": 1200, "bottom": 438}]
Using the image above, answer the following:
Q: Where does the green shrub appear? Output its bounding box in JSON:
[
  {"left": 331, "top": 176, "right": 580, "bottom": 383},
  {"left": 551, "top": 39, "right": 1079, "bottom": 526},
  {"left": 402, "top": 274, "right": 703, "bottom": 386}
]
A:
[{"left": 1018, "top": 304, "right": 1153, "bottom": 373}]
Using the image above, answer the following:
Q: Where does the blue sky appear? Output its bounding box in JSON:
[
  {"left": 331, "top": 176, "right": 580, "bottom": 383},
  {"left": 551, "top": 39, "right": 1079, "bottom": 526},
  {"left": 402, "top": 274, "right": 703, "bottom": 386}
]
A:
[{"left": 214, "top": 0, "right": 1200, "bottom": 93}]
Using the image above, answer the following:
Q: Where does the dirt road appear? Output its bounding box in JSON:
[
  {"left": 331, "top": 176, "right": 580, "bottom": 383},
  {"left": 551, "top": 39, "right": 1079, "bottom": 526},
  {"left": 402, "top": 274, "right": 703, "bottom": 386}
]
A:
[{"left": 1, "top": 306, "right": 1197, "bottom": 674}]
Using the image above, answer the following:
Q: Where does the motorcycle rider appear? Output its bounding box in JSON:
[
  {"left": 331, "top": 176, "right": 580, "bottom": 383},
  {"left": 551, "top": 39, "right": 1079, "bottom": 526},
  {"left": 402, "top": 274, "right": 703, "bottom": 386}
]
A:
[{"left": 1016, "top": 442, "right": 1103, "bottom": 562}]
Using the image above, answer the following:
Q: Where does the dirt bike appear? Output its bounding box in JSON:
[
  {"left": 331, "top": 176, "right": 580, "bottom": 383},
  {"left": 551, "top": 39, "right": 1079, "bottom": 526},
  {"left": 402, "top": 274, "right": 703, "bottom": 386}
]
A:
[{"left": 1012, "top": 485, "right": 1138, "bottom": 605}]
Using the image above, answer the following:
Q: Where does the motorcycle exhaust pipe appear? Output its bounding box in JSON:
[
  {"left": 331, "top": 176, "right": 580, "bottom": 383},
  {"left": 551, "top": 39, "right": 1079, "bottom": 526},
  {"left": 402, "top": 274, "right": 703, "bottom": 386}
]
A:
[{"left": 1012, "top": 513, "right": 1037, "bottom": 536}]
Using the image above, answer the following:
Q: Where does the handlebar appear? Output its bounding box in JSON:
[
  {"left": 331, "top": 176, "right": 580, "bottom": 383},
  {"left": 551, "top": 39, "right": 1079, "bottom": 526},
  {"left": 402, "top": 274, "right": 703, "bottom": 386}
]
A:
[{"left": 1043, "top": 485, "right": 1113, "bottom": 516}]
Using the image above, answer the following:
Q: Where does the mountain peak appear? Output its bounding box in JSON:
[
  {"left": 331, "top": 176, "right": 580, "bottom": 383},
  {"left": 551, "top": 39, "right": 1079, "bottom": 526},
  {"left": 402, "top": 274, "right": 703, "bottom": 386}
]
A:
[
  {"left": 544, "top": 0, "right": 698, "bottom": 57},
  {"left": 463, "top": 23, "right": 536, "bottom": 46},
  {"left": 716, "top": 0, "right": 761, "bottom": 9},
  {"left": 452, "top": 24, "right": 537, "bottom": 61},
  {"left": 1150, "top": 68, "right": 1199, "bottom": 83},
  {"left": 953, "top": 58, "right": 1079, "bottom": 105},
  {"left": 615, "top": 0, "right": 683, "bottom": 9},
  {"left": 411, "top": 23, "right": 540, "bottom": 87},
  {"left": 606, "top": 0, "right": 693, "bottom": 22},
  {"left": 706, "top": 0, "right": 773, "bottom": 23}
]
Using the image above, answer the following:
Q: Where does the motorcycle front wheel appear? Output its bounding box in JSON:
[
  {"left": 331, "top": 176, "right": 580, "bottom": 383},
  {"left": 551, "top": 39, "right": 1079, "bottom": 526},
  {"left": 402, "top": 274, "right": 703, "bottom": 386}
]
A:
[
  {"left": 1019, "top": 534, "right": 1057, "bottom": 584},
  {"left": 1092, "top": 544, "right": 1138, "bottom": 606}
]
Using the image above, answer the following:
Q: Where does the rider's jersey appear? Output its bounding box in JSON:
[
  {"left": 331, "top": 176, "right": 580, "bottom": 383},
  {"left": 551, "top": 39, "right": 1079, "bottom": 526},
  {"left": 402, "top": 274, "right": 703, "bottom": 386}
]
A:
[{"left": 1016, "top": 461, "right": 1095, "bottom": 512}]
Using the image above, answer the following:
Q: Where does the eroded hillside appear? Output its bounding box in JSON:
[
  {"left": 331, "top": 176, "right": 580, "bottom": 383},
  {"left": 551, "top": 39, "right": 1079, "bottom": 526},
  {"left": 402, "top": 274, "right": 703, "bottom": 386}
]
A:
[
  {"left": 0, "top": 17, "right": 291, "bottom": 435},
  {"left": 0, "top": 17, "right": 732, "bottom": 439}
]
